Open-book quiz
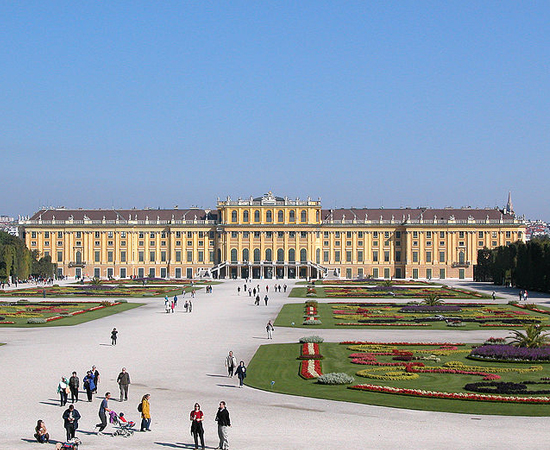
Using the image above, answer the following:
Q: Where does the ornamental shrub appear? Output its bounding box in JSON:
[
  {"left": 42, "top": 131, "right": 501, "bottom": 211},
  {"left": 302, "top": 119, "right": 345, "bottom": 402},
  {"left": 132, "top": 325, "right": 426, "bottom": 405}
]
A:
[
  {"left": 100, "top": 301, "right": 113, "bottom": 307},
  {"left": 317, "top": 373, "right": 355, "bottom": 385},
  {"left": 305, "top": 300, "right": 318, "bottom": 307},
  {"left": 116, "top": 299, "right": 128, "bottom": 303},
  {"left": 299, "top": 336, "right": 325, "bottom": 343},
  {"left": 27, "top": 318, "right": 46, "bottom": 324},
  {"left": 303, "top": 319, "right": 322, "bottom": 325}
]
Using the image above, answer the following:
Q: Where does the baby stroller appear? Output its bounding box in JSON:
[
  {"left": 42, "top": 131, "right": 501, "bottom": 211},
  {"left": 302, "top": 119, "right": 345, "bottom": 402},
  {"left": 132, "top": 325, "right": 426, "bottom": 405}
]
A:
[
  {"left": 55, "top": 437, "right": 81, "bottom": 449},
  {"left": 111, "top": 411, "right": 135, "bottom": 438}
]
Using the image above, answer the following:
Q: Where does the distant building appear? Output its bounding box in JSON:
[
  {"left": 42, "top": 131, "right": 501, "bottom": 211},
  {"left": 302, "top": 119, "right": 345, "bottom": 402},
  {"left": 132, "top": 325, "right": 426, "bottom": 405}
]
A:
[
  {"left": 19, "top": 192, "right": 525, "bottom": 281},
  {"left": 0, "top": 215, "right": 19, "bottom": 237},
  {"left": 525, "top": 220, "right": 550, "bottom": 241}
]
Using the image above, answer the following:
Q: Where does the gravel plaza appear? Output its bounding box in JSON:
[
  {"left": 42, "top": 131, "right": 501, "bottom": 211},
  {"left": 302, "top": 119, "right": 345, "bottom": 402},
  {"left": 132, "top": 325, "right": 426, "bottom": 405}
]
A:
[{"left": 1, "top": 280, "right": 550, "bottom": 449}]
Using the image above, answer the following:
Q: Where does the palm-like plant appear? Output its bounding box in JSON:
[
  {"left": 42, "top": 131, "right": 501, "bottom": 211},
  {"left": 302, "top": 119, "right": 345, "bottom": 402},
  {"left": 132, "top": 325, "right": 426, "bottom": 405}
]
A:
[
  {"left": 422, "top": 293, "right": 443, "bottom": 306},
  {"left": 508, "top": 324, "right": 550, "bottom": 348}
]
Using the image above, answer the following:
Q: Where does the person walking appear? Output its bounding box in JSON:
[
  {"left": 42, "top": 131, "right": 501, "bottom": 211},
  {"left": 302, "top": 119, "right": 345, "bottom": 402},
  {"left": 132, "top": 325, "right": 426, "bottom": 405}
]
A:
[
  {"left": 190, "top": 402, "right": 205, "bottom": 450},
  {"left": 117, "top": 367, "right": 131, "bottom": 402},
  {"left": 266, "top": 320, "right": 274, "bottom": 339},
  {"left": 492, "top": 291, "right": 496, "bottom": 301},
  {"left": 96, "top": 392, "right": 111, "bottom": 435},
  {"left": 58, "top": 376, "right": 69, "bottom": 407},
  {"left": 215, "top": 401, "right": 231, "bottom": 450},
  {"left": 140, "top": 394, "right": 151, "bottom": 431},
  {"left": 91, "top": 365, "right": 100, "bottom": 393},
  {"left": 225, "top": 351, "right": 237, "bottom": 377},
  {"left": 69, "top": 371, "right": 79, "bottom": 403},
  {"left": 264, "top": 294, "right": 269, "bottom": 306},
  {"left": 188, "top": 300, "right": 193, "bottom": 312},
  {"left": 62, "top": 404, "right": 81, "bottom": 442},
  {"left": 254, "top": 294, "right": 260, "bottom": 306},
  {"left": 111, "top": 328, "right": 118, "bottom": 345},
  {"left": 235, "top": 361, "right": 247, "bottom": 388},
  {"left": 83, "top": 370, "right": 95, "bottom": 402}
]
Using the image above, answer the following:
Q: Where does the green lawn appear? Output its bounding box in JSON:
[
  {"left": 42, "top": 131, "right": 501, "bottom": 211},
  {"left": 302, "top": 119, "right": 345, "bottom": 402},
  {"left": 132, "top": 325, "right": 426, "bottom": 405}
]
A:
[
  {"left": 246, "top": 342, "right": 550, "bottom": 416},
  {"left": 274, "top": 302, "right": 550, "bottom": 330},
  {"left": 0, "top": 301, "right": 143, "bottom": 327}
]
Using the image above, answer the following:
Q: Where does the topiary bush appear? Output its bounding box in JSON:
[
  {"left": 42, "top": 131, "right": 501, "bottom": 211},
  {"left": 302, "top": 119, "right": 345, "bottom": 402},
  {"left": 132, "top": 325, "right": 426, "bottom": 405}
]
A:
[
  {"left": 299, "top": 336, "right": 325, "bottom": 343},
  {"left": 303, "top": 319, "right": 322, "bottom": 325},
  {"left": 305, "top": 300, "right": 318, "bottom": 307},
  {"left": 317, "top": 373, "right": 355, "bottom": 385},
  {"left": 27, "top": 318, "right": 46, "bottom": 324}
]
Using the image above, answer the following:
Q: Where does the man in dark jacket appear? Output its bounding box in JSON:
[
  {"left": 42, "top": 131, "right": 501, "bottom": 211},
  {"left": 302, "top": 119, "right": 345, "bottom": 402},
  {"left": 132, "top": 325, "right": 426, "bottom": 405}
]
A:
[
  {"left": 62, "top": 404, "right": 81, "bottom": 441},
  {"left": 117, "top": 367, "right": 131, "bottom": 402},
  {"left": 215, "top": 401, "right": 231, "bottom": 450},
  {"left": 69, "top": 371, "right": 79, "bottom": 403}
]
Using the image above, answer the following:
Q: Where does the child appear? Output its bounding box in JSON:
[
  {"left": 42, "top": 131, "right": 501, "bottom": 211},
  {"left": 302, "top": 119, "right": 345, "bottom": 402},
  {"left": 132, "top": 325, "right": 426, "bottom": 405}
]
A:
[{"left": 118, "top": 412, "right": 135, "bottom": 427}]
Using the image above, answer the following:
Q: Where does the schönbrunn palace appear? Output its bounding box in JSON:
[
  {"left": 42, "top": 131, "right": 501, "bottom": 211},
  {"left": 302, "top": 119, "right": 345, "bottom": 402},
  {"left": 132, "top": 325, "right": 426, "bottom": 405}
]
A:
[{"left": 20, "top": 192, "right": 525, "bottom": 281}]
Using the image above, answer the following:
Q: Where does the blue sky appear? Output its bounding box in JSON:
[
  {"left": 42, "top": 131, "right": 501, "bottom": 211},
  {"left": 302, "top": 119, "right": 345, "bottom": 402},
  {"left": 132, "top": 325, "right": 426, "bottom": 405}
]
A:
[{"left": 1, "top": 1, "right": 548, "bottom": 219}]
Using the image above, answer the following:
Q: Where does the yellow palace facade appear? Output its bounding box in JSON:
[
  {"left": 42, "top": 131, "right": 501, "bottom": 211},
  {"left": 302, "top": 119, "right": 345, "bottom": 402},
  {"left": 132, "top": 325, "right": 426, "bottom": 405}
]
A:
[{"left": 20, "top": 192, "right": 525, "bottom": 281}]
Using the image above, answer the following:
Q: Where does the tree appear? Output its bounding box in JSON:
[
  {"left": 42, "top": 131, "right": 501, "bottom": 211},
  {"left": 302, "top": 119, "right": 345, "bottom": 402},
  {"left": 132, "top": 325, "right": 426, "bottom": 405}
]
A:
[{"left": 508, "top": 324, "right": 550, "bottom": 348}]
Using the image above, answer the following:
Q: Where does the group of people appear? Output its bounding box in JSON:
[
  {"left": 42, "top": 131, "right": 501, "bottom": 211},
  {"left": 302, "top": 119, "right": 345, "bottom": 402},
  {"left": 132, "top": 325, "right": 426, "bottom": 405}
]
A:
[
  {"left": 519, "top": 289, "right": 529, "bottom": 301},
  {"left": 57, "top": 366, "right": 100, "bottom": 405},
  {"left": 224, "top": 351, "right": 247, "bottom": 387},
  {"left": 239, "top": 283, "right": 287, "bottom": 297},
  {"left": 164, "top": 294, "right": 193, "bottom": 313},
  {"left": 36, "top": 395, "right": 232, "bottom": 450}
]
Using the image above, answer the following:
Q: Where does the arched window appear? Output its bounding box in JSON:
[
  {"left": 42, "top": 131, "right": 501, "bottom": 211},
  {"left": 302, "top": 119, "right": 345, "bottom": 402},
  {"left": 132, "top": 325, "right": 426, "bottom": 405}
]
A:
[
  {"left": 278, "top": 210, "right": 284, "bottom": 222},
  {"left": 277, "top": 248, "right": 284, "bottom": 263},
  {"left": 254, "top": 210, "right": 260, "bottom": 222},
  {"left": 243, "top": 210, "right": 249, "bottom": 222},
  {"left": 242, "top": 248, "right": 249, "bottom": 262},
  {"left": 288, "top": 248, "right": 295, "bottom": 263},
  {"left": 316, "top": 248, "right": 321, "bottom": 264},
  {"left": 301, "top": 210, "right": 307, "bottom": 222},
  {"left": 300, "top": 248, "right": 307, "bottom": 263},
  {"left": 265, "top": 248, "right": 272, "bottom": 262},
  {"left": 289, "top": 210, "right": 295, "bottom": 222},
  {"left": 230, "top": 249, "right": 237, "bottom": 263},
  {"left": 231, "top": 210, "right": 237, "bottom": 222},
  {"left": 459, "top": 251, "right": 465, "bottom": 264},
  {"left": 254, "top": 248, "right": 261, "bottom": 263},
  {"left": 75, "top": 251, "right": 82, "bottom": 264},
  {"left": 266, "top": 210, "right": 272, "bottom": 222}
]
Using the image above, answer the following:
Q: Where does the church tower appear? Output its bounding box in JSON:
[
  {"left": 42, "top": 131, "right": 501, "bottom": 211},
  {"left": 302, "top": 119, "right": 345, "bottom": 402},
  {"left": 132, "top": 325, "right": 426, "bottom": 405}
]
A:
[{"left": 505, "top": 191, "right": 514, "bottom": 215}]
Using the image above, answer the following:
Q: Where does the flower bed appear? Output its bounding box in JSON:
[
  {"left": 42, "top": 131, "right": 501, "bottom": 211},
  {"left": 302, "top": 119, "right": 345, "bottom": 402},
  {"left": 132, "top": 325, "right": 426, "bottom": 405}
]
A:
[
  {"left": 300, "top": 359, "right": 323, "bottom": 379},
  {"left": 469, "top": 345, "right": 550, "bottom": 362},
  {"left": 349, "top": 384, "right": 550, "bottom": 403},
  {"left": 299, "top": 343, "right": 323, "bottom": 360}
]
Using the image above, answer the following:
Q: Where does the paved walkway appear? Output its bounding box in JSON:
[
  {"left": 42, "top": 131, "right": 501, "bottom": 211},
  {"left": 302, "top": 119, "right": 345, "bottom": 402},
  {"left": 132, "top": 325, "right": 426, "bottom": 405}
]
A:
[{"left": 1, "top": 280, "right": 550, "bottom": 449}]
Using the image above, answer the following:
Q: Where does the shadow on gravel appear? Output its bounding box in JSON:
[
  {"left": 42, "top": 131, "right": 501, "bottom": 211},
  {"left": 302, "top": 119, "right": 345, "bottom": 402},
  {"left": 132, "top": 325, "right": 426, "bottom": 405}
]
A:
[
  {"left": 251, "top": 336, "right": 269, "bottom": 340},
  {"left": 206, "top": 373, "right": 228, "bottom": 378},
  {"left": 39, "top": 399, "right": 61, "bottom": 406},
  {"left": 154, "top": 442, "right": 187, "bottom": 448},
  {"left": 21, "top": 438, "right": 62, "bottom": 444},
  {"left": 216, "top": 384, "right": 240, "bottom": 388}
]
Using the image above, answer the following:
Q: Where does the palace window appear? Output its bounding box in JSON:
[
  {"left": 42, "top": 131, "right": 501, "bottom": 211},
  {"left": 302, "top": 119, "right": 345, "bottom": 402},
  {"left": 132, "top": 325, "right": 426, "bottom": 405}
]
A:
[
  {"left": 278, "top": 231, "right": 284, "bottom": 238},
  {"left": 373, "top": 241, "right": 378, "bottom": 247},
  {"left": 198, "top": 251, "right": 204, "bottom": 262},
  {"left": 412, "top": 231, "right": 418, "bottom": 238},
  {"left": 358, "top": 231, "right": 364, "bottom": 238},
  {"left": 231, "top": 249, "right": 237, "bottom": 263},
  {"left": 150, "top": 251, "right": 155, "bottom": 262},
  {"left": 95, "top": 231, "right": 100, "bottom": 238},
  {"left": 346, "top": 251, "right": 352, "bottom": 262},
  {"left": 44, "top": 241, "right": 49, "bottom": 246},
  {"left": 426, "top": 231, "right": 432, "bottom": 238},
  {"left": 384, "top": 251, "right": 390, "bottom": 262},
  {"left": 139, "top": 251, "right": 144, "bottom": 262},
  {"left": 440, "top": 231, "right": 445, "bottom": 238},
  {"left": 278, "top": 210, "right": 284, "bottom": 222},
  {"left": 395, "top": 231, "right": 401, "bottom": 238},
  {"left": 289, "top": 231, "right": 296, "bottom": 238},
  {"left": 176, "top": 231, "right": 181, "bottom": 238},
  {"left": 373, "top": 231, "right": 378, "bottom": 238},
  {"left": 76, "top": 232, "right": 82, "bottom": 238},
  {"left": 108, "top": 241, "right": 114, "bottom": 246},
  {"left": 384, "top": 231, "right": 390, "bottom": 238},
  {"left": 231, "top": 232, "right": 238, "bottom": 238},
  {"left": 357, "top": 250, "right": 363, "bottom": 262},
  {"left": 57, "top": 231, "right": 63, "bottom": 238},
  {"left": 266, "top": 210, "right": 273, "bottom": 222},
  {"left": 426, "top": 251, "right": 432, "bottom": 263},
  {"left": 254, "top": 231, "right": 260, "bottom": 238},
  {"left": 107, "top": 231, "right": 113, "bottom": 238},
  {"left": 175, "top": 251, "right": 181, "bottom": 262},
  {"left": 358, "top": 241, "right": 363, "bottom": 246},
  {"left": 254, "top": 210, "right": 260, "bottom": 222},
  {"left": 121, "top": 241, "right": 126, "bottom": 246},
  {"left": 300, "top": 232, "right": 307, "bottom": 238},
  {"left": 395, "top": 251, "right": 401, "bottom": 262},
  {"left": 439, "top": 251, "right": 445, "bottom": 263},
  {"left": 266, "top": 231, "right": 272, "bottom": 238},
  {"left": 243, "top": 249, "right": 249, "bottom": 262},
  {"left": 335, "top": 231, "right": 340, "bottom": 238},
  {"left": 426, "top": 241, "right": 432, "bottom": 246},
  {"left": 412, "top": 251, "right": 418, "bottom": 263},
  {"left": 277, "top": 248, "right": 284, "bottom": 263},
  {"left": 440, "top": 241, "right": 445, "bottom": 246},
  {"left": 459, "top": 241, "right": 465, "bottom": 246},
  {"left": 323, "top": 251, "right": 329, "bottom": 262},
  {"left": 478, "top": 241, "right": 484, "bottom": 247},
  {"left": 150, "top": 232, "right": 155, "bottom": 238},
  {"left": 57, "top": 251, "right": 63, "bottom": 262},
  {"left": 187, "top": 251, "right": 193, "bottom": 262},
  {"left": 198, "top": 241, "right": 204, "bottom": 246},
  {"left": 335, "top": 241, "right": 340, "bottom": 246},
  {"left": 506, "top": 231, "right": 511, "bottom": 238},
  {"left": 95, "top": 241, "right": 100, "bottom": 246},
  {"left": 372, "top": 251, "right": 378, "bottom": 262},
  {"left": 254, "top": 249, "right": 260, "bottom": 262},
  {"left": 161, "top": 251, "right": 167, "bottom": 262},
  {"left": 265, "top": 249, "right": 272, "bottom": 261},
  {"left": 243, "top": 210, "right": 249, "bottom": 222},
  {"left": 323, "top": 231, "right": 329, "bottom": 238},
  {"left": 334, "top": 251, "right": 340, "bottom": 262},
  {"left": 289, "top": 210, "right": 295, "bottom": 222},
  {"left": 107, "top": 251, "right": 113, "bottom": 263},
  {"left": 478, "top": 231, "right": 484, "bottom": 238},
  {"left": 288, "top": 248, "right": 295, "bottom": 262},
  {"left": 150, "top": 241, "right": 155, "bottom": 247},
  {"left": 459, "top": 231, "right": 465, "bottom": 239},
  {"left": 57, "top": 241, "right": 63, "bottom": 246},
  {"left": 94, "top": 251, "right": 100, "bottom": 263},
  {"left": 301, "top": 210, "right": 307, "bottom": 222},
  {"left": 243, "top": 231, "right": 249, "bottom": 238},
  {"left": 139, "top": 232, "right": 144, "bottom": 238},
  {"left": 231, "top": 211, "right": 237, "bottom": 222},
  {"left": 347, "top": 231, "right": 352, "bottom": 238}
]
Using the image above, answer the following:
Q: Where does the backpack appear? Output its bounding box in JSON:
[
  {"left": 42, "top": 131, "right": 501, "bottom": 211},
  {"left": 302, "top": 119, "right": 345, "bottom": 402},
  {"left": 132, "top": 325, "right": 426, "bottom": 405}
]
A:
[{"left": 137, "top": 402, "right": 142, "bottom": 412}]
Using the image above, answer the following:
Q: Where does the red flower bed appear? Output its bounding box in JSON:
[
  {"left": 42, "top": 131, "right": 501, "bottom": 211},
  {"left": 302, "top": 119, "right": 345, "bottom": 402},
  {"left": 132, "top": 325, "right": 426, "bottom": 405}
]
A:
[
  {"left": 404, "top": 363, "right": 500, "bottom": 381},
  {"left": 300, "top": 343, "right": 323, "bottom": 359},
  {"left": 299, "top": 359, "right": 323, "bottom": 379},
  {"left": 341, "top": 341, "right": 465, "bottom": 346},
  {"left": 349, "top": 384, "right": 550, "bottom": 403}
]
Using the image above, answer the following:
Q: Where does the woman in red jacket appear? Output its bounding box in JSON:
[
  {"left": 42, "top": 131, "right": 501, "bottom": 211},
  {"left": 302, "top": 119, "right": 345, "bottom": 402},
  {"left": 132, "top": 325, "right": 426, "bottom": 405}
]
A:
[{"left": 189, "top": 402, "right": 205, "bottom": 450}]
